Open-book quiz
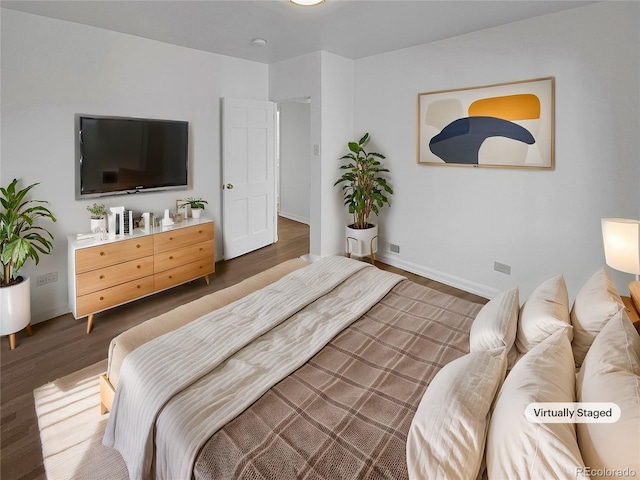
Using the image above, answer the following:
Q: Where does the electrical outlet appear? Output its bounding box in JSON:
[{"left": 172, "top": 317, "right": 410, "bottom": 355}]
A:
[
  {"left": 36, "top": 271, "right": 58, "bottom": 286},
  {"left": 494, "top": 262, "right": 511, "bottom": 275},
  {"left": 382, "top": 242, "right": 400, "bottom": 254}
]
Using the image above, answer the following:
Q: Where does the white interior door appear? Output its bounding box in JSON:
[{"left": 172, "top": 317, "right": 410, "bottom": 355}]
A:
[{"left": 222, "top": 98, "right": 276, "bottom": 260}]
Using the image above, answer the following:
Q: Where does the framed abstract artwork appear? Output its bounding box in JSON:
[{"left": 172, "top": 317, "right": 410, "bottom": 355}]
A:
[{"left": 417, "top": 77, "right": 554, "bottom": 169}]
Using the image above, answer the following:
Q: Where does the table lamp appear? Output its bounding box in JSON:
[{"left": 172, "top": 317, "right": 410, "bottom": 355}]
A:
[{"left": 601, "top": 218, "right": 640, "bottom": 313}]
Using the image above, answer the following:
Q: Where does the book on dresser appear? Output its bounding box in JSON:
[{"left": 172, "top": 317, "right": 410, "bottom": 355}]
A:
[{"left": 68, "top": 218, "right": 215, "bottom": 334}]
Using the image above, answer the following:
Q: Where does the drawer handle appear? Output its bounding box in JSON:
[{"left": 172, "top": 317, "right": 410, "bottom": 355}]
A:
[
  {"left": 169, "top": 237, "right": 173, "bottom": 241},
  {"left": 137, "top": 265, "right": 142, "bottom": 269},
  {"left": 137, "top": 285, "right": 141, "bottom": 289},
  {"left": 199, "top": 248, "right": 203, "bottom": 251},
  {"left": 100, "top": 252, "right": 105, "bottom": 256},
  {"left": 99, "top": 275, "right": 105, "bottom": 279},
  {"left": 169, "top": 275, "right": 173, "bottom": 279},
  {"left": 169, "top": 256, "right": 174, "bottom": 260},
  {"left": 136, "top": 244, "right": 141, "bottom": 249},
  {"left": 198, "top": 230, "right": 203, "bottom": 234},
  {"left": 99, "top": 296, "right": 104, "bottom": 301}
]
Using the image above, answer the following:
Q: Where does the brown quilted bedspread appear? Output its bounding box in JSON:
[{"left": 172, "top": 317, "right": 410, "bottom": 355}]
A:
[{"left": 193, "top": 279, "right": 483, "bottom": 480}]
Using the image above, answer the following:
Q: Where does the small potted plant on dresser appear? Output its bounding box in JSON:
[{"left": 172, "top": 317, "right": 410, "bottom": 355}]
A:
[
  {"left": 181, "top": 197, "right": 208, "bottom": 219},
  {"left": 0, "top": 179, "right": 56, "bottom": 349},
  {"left": 86, "top": 202, "right": 107, "bottom": 233},
  {"left": 335, "top": 133, "right": 393, "bottom": 265}
]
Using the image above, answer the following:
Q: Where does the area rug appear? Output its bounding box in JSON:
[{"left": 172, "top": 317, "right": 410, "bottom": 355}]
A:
[{"left": 33, "top": 360, "right": 128, "bottom": 480}]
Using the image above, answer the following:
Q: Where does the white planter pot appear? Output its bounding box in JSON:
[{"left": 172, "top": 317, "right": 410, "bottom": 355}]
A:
[
  {"left": 191, "top": 208, "right": 202, "bottom": 219},
  {"left": 90, "top": 218, "right": 107, "bottom": 233},
  {"left": 345, "top": 223, "right": 379, "bottom": 258},
  {"left": 0, "top": 276, "right": 31, "bottom": 337}
]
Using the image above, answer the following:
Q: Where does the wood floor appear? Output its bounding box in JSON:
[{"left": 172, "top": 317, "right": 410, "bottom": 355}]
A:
[{"left": 0, "top": 217, "right": 485, "bottom": 480}]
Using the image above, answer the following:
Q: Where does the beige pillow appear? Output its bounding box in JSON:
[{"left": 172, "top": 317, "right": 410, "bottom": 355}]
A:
[
  {"left": 486, "top": 330, "right": 587, "bottom": 479},
  {"left": 576, "top": 309, "right": 640, "bottom": 479},
  {"left": 571, "top": 267, "right": 624, "bottom": 366},
  {"left": 406, "top": 348, "right": 507, "bottom": 480},
  {"left": 516, "top": 274, "right": 572, "bottom": 354},
  {"left": 469, "top": 287, "right": 519, "bottom": 369}
]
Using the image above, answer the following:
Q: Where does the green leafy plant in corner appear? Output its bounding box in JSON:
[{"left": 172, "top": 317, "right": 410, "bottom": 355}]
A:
[
  {"left": 86, "top": 202, "right": 108, "bottom": 219},
  {"left": 334, "top": 133, "right": 393, "bottom": 230},
  {"left": 181, "top": 197, "right": 208, "bottom": 210},
  {"left": 1, "top": 179, "right": 57, "bottom": 287}
]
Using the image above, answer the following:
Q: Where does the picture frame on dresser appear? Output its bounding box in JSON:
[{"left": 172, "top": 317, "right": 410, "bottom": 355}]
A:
[
  {"left": 176, "top": 199, "right": 189, "bottom": 219},
  {"left": 68, "top": 218, "right": 214, "bottom": 333}
]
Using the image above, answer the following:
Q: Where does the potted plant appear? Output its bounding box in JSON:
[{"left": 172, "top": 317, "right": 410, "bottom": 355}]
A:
[
  {"left": 86, "top": 202, "right": 108, "bottom": 232},
  {"left": 181, "top": 197, "right": 208, "bottom": 219},
  {"left": 1, "top": 179, "right": 56, "bottom": 349},
  {"left": 335, "top": 133, "right": 393, "bottom": 261}
]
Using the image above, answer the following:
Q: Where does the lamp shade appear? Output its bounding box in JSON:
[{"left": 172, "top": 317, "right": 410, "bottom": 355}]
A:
[{"left": 601, "top": 218, "right": 640, "bottom": 275}]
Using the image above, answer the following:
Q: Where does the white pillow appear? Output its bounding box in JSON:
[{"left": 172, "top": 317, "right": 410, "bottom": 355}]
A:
[
  {"left": 406, "top": 348, "right": 507, "bottom": 480},
  {"left": 576, "top": 309, "right": 640, "bottom": 479},
  {"left": 470, "top": 287, "right": 519, "bottom": 369},
  {"left": 486, "top": 330, "right": 587, "bottom": 479},
  {"left": 516, "top": 274, "right": 572, "bottom": 354},
  {"left": 571, "top": 267, "right": 624, "bottom": 366}
]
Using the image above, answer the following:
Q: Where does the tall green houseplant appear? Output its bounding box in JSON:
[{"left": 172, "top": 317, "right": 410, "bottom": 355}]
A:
[
  {"left": 335, "top": 133, "right": 393, "bottom": 229},
  {"left": 1, "top": 179, "right": 57, "bottom": 286}
]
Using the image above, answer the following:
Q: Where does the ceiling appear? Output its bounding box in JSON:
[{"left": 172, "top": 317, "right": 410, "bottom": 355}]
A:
[{"left": 1, "top": 0, "right": 597, "bottom": 64}]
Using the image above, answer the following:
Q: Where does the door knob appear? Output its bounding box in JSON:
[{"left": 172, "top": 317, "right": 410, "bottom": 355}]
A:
[{"left": 225, "top": 183, "right": 234, "bottom": 190}]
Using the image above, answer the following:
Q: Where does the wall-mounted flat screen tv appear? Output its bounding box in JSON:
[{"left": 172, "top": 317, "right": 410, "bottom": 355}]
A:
[{"left": 75, "top": 114, "right": 189, "bottom": 199}]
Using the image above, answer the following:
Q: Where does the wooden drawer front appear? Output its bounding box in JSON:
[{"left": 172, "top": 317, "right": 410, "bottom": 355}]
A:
[
  {"left": 75, "top": 237, "right": 154, "bottom": 274},
  {"left": 154, "top": 223, "right": 214, "bottom": 254},
  {"left": 76, "top": 275, "right": 154, "bottom": 317},
  {"left": 76, "top": 256, "right": 154, "bottom": 296},
  {"left": 154, "top": 256, "right": 214, "bottom": 292},
  {"left": 154, "top": 240, "right": 214, "bottom": 274}
]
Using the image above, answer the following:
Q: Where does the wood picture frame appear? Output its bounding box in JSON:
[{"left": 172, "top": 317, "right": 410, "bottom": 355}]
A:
[{"left": 417, "top": 77, "right": 554, "bottom": 169}]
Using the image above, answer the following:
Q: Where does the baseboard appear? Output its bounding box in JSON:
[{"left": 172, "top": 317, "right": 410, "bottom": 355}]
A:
[
  {"left": 375, "top": 252, "right": 498, "bottom": 299},
  {"left": 300, "top": 253, "right": 322, "bottom": 263},
  {"left": 278, "top": 212, "right": 310, "bottom": 225},
  {"left": 32, "top": 305, "right": 71, "bottom": 325}
]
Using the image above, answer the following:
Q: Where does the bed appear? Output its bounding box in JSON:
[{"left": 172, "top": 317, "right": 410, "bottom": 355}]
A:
[{"left": 100, "top": 257, "right": 640, "bottom": 480}]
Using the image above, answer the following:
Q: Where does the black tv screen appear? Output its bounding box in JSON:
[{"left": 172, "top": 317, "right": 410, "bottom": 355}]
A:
[{"left": 75, "top": 114, "right": 188, "bottom": 198}]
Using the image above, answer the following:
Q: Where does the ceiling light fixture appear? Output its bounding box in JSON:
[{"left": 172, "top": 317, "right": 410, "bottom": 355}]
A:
[
  {"left": 289, "top": 0, "right": 325, "bottom": 6},
  {"left": 252, "top": 38, "right": 267, "bottom": 47}
]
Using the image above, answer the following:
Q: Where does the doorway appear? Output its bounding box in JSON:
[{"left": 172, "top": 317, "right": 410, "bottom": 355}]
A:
[{"left": 277, "top": 100, "right": 311, "bottom": 234}]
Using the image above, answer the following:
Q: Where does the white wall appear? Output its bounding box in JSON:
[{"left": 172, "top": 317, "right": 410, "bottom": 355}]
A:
[
  {"left": 270, "top": 51, "right": 353, "bottom": 257},
  {"left": 1, "top": 9, "right": 268, "bottom": 323},
  {"left": 354, "top": 1, "right": 640, "bottom": 300},
  {"left": 279, "top": 102, "right": 310, "bottom": 224},
  {"left": 269, "top": 52, "right": 323, "bottom": 255},
  {"left": 319, "top": 51, "right": 355, "bottom": 257}
]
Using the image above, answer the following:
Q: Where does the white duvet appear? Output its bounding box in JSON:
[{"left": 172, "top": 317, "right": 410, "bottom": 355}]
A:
[{"left": 103, "top": 255, "right": 404, "bottom": 480}]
